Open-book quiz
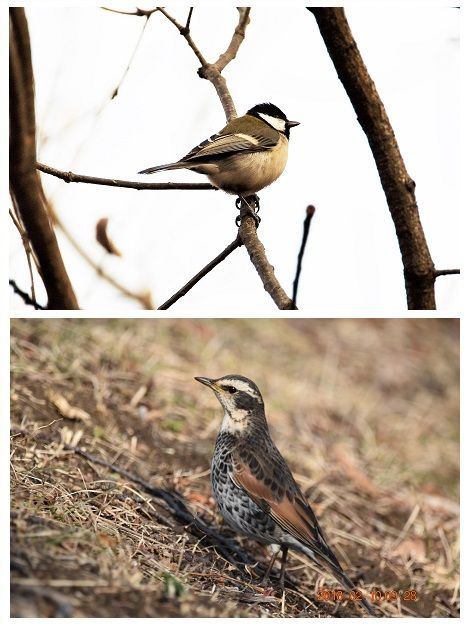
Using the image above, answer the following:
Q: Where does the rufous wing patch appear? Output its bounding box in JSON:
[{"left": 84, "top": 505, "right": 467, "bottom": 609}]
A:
[{"left": 231, "top": 457, "right": 318, "bottom": 549}]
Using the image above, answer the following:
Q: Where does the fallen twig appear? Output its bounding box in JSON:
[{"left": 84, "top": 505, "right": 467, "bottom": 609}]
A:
[{"left": 68, "top": 445, "right": 300, "bottom": 588}]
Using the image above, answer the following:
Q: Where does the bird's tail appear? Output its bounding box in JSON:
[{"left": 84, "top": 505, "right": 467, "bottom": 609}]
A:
[
  {"left": 138, "top": 162, "right": 188, "bottom": 175},
  {"left": 301, "top": 544, "right": 378, "bottom": 617},
  {"left": 329, "top": 563, "right": 378, "bottom": 617}
]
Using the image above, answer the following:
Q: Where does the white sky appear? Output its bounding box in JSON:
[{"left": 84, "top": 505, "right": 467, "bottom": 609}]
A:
[{"left": 9, "top": 3, "right": 460, "bottom": 313}]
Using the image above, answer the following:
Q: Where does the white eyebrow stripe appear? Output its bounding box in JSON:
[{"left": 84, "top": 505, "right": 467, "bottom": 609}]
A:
[
  {"left": 220, "top": 379, "right": 261, "bottom": 400},
  {"left": 258, "top": 113, "right": 286, "bottom": 132}
]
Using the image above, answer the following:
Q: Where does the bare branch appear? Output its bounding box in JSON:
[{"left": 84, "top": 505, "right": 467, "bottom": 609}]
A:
[
  {"left": 37, "top": 162, "right": 216, "bottom": 191},
  {"left": 157, "top": 7, "right": 252, "bottom": 121},
  {"left": 309, "top": 8, "right": 439, "bottom": 309},
  {"left": 197, "top": 65, "right": 237, "bottom": 121},
  {"left": 158, "top": 238, "right": 242, "bottom": 310},
  {"left": 9, "top": 8, "right": 79, "bottom": 309},
  {"left": 292, "top": 205, "right": 316, "bottom": 308},
  {"left": 237, "top": 204, "right": 295, "bottom": 310},
  {"left": 214, "top": 8, "right": 251, "bottom": 72}
]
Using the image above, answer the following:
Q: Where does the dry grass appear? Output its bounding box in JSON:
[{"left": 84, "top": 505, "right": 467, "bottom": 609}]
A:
[{"left": 10, "top": 318, "right": 459, "bottom": 617}]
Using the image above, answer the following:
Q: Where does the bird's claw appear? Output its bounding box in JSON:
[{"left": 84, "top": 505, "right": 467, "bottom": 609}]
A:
[
  {"left": 235, "top": 195, "right": 260, "bottom": 212},
  {"left": 235, "top": 211, "right": 261, "bottom": 227},
  {"left": 235, "top": 195, "right": 261, "bottom": 227}
]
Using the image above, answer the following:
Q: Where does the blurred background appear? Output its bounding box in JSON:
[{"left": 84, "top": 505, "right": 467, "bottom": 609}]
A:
[
  {"left": 11, "top": 318, "right": 459, "bottom": 617},
  {"left": 9, "top": 4, "right": 460, "bottom": 312}
]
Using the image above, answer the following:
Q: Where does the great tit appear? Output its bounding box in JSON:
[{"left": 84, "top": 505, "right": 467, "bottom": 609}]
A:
[{"left": 138, "top": 102, "right": 299, "bottom": 198}]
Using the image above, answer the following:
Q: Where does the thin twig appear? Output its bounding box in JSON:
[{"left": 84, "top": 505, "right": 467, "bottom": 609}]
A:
[
  {"left": 158, "top": 238, "right": 242, "bottom": 310},
  {"left": 110, "top": 13, "right": 151, "bottom": 100},
  {"left": 37, "top": 162, "right": 216, "bottom": 191},
  {"left": 185, "top": 7, "right": 194, "bottom": 31},
  {"left": 100, "top": 6, "right": 159, "bottom": 18},
  {"left": 157, "top": 7, "right": 207, "bottom": 66},
  {"left": 434, "top": 269, "right": 460, "bottom": 277},
  {"left": 9, "top": 279, "right": 45, "bottom": 310},
  {"left": 9, "top": 205, "right": 39, "bottom": 304},
  {"left": 291, "top": 205, "right": 316, "bottom": 308}
]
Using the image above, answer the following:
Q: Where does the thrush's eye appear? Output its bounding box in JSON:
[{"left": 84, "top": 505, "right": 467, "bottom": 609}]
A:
[{"left": 223, "top": 385, "right": 237, "bottom": 394}]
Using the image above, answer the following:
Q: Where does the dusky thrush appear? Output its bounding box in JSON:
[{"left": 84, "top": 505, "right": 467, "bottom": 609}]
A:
[{"left": 195, "top": 374, "right": 376, "bottom": 617}]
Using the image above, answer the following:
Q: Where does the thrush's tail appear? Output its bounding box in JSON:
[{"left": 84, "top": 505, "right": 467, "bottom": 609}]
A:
[
  {"left": 301, "top": 545, "right": 378, "bottom": 617},
  {"left": 329, "top": 563, "right": 379, "bottom": 617},
  {"left": 138, "top": 162, "right": 188, "bottom": 175}
]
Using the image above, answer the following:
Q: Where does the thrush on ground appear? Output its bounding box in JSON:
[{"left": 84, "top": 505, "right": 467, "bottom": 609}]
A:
[{"left": 195, "top": 374, "right": 377, "bottom": 617}]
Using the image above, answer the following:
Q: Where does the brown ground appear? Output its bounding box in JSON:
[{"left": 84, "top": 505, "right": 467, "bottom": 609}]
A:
[{"left": 10, "top": 318, "right": 459, "bottom": 618}]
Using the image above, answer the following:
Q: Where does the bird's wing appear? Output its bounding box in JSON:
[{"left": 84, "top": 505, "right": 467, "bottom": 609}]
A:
[
  {"left": 181, "top": 129, "right": 279, "bottom": 163},
  {"left": 230, "top": 443, "right": 343, "bottom": 570}
]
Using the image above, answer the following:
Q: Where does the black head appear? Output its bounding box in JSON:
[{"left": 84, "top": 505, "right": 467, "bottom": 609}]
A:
[{"left": 247, "top": 102, "right": 300, "bottom": 138}]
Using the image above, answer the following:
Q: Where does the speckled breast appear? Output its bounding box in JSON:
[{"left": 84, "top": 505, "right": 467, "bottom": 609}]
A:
[{"left": 211, "top": 431, "right": 277, "bottom": 543}]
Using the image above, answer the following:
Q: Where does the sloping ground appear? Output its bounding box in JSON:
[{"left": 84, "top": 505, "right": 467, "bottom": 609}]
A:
[{"left": 10, "top": 318, "right": 459, "bottom": 617}]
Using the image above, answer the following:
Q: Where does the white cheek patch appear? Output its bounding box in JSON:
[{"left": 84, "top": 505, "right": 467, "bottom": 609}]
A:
[{"left": 258, "top": 113, "right": 286, "bottom": 133}]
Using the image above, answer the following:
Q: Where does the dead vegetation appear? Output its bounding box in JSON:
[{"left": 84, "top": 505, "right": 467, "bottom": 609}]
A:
[{"left": 10, "top": 318, "right": 459, "bottom": 617}]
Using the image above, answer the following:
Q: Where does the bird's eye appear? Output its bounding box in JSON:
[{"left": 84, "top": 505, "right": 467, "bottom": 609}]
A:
[{"left": 223, "top": 385, "right": 237, "bottom": 394}]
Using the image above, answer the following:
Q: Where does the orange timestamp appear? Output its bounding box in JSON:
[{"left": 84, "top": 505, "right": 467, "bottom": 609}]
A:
[
  {"left": 316, "top": 588, "right": 418, "bottom": 604},
  {"left": 370, "top": 589, "right": 418, "bottom": 603}
]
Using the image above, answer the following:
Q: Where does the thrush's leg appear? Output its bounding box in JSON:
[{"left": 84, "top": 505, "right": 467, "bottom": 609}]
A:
[
  {"left": 261, "top": 545, "right": 280, "bottom": 585},
  {"left": 279, "top": 545, "right": 289, "bottom": 590}
]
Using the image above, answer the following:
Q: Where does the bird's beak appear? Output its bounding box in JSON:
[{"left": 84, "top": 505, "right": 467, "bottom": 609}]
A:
[
  {"left": 287, "top": 120, "right": 300, "bottom": 128},
  {"left": 195, "top": 376, "right": 216, "bottom": 390}
]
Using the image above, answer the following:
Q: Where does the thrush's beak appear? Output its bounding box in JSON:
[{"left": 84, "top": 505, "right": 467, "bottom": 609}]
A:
[
  {"left": 287, "top": 120, "right": 300, "bottom": 128},
  {"left": 195, "top": 376, "right": 216, "bottom": 389}
]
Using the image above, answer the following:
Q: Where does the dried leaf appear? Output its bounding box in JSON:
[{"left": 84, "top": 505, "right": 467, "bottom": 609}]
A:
[
  {"left": 48, "top": 390, "right": 91, "bottom": 422},
  {"left": 391, "top": 537, "right": 427, "bottom": 561},
  {"left": 96, "top": 217, "right": 122, "bottom": 256},
  {"left": 130, "top": 385, "right": 147, "bottom": 407}
]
